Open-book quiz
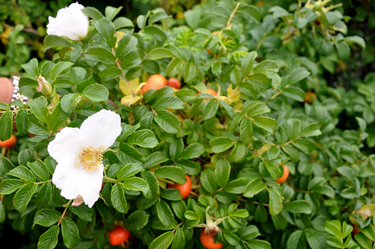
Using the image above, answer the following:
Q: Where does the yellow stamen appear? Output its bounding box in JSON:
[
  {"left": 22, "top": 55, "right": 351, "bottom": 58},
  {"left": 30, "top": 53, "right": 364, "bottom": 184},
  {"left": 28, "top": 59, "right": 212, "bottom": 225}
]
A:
[{"left": 76, "top": 146, "right": 105, "bottom": 172}]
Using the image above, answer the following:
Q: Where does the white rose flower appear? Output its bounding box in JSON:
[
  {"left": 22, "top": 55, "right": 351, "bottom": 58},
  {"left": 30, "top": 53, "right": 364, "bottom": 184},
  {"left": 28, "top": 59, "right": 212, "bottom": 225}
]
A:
[
  {"left": 48, "top": 110, "right": 121, "bottom": 207},
  {"left": 47, "top": 2, "right": 89, "bottom": 41}
]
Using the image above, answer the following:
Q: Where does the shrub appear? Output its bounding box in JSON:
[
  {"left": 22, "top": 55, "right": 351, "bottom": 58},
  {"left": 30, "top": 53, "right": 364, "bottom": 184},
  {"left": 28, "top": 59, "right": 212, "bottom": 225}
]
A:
[{"left": 0, "top": 0, "right": 374, "bottom": 249}]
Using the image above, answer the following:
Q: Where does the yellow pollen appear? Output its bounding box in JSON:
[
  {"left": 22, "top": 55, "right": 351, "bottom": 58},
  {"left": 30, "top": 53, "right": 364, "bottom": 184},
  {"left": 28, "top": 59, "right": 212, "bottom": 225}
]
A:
[{"left": 76, "top": 146, "right": 105, "bottom": 172}]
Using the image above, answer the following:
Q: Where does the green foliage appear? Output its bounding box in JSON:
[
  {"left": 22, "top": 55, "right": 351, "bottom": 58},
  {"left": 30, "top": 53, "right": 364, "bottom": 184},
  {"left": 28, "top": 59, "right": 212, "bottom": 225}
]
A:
[{"left": 0, "top": 0, "right": 375, "bottom": 248}]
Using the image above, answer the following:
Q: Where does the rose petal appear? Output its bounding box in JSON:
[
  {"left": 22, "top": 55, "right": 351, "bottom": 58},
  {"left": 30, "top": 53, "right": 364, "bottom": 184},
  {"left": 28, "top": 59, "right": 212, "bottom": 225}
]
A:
[
  {"left": 46, "top": 2, "right": 88, "bottom": 41},
  {"left": 78, "top": 164, "right": 104, "bottom": 208},
  {"left": 79, "top": 110, "right": 121, "bottom": 149},
  {"left": 48, "top": 127, "right": 82, "bottom": 162},
  {"left": 52, "top": 157, "right": 82, "bottom": 200}
]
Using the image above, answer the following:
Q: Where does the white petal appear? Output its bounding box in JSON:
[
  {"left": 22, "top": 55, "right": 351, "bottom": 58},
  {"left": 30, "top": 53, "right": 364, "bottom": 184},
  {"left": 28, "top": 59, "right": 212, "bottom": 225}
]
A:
[
  {"left": 46, "top": 2, "right": 88, "bottom": 40},
  {"left": 79, "top": 110, "right": 121, "bottom": 149},
  {"left": 52, "top": 157, "right": 82, "bottom": 200},
  {"left": 78, "top": 164, "right": 103, "bottom": 207},
  {"left": 48, "top": 127, "right": 82, "bottom": 162}
]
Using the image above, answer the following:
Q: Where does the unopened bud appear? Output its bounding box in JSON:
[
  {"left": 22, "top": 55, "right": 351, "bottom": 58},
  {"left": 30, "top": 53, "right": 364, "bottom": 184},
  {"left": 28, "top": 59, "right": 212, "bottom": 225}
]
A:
[
  {"left": 72, "top": 195, "right": 84, "bottom": 207},
  {"left": 38, "top": 76, "right": 53, "bottom": 96}
]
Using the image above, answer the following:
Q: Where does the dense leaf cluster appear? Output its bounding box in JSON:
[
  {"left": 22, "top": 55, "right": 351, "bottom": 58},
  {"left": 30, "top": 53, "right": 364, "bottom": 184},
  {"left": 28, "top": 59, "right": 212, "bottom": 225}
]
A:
[{"left": 0, "top": 0, "right": 374, "bottom": 248}]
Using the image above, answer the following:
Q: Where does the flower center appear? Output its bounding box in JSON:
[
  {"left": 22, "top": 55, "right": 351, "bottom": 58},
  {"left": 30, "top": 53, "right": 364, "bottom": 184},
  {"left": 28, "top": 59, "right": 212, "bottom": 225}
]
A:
[{"left": 76, "top": 146, "right": 105, "bottom": 172}]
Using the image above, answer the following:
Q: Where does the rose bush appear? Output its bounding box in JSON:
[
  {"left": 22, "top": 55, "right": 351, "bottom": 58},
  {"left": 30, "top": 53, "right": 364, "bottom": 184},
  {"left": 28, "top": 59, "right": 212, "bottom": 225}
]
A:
[{"left": 0, "top": 0, "right": 374, "bottom": 249}]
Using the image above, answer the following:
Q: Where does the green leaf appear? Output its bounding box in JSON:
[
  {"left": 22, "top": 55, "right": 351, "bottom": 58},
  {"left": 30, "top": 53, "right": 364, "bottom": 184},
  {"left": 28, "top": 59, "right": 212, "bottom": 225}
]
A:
[
  {"left": 0, "top": 179, "right": 24, "bottom": 195},
  {"left": 82, "top": 83, "right": 109, "bottom": 102},
  {"left": 355, "top": 233, "right": 372, "bottom": 249},
  {"left": 13, "top": 182, "right": 38, "bottom": 213},
  {"left": 148, "top": 48, "right": 175, "bottom": 60},
  {"left": 144, "top": 26, "right": 167, "bottom": 42},
  {"left": 240, "top": 118, "right": 253, "bottom": 146},
  {"left": 143, "top": 151, "right": 169, "bottom": 169},
  {"left": 226, "top": 178, "right": 249, "bottom": 194},
  {"left": 43, "top": 35, "right": 71, "bottom": 52},
  {"left": 122, "top": 177, "right": 149, "bottom": 196},
  {"left": 200, "top": 169, "right": 218, "bottom": 193},
  {"left": 154, "top": 166, "right": 186, "bottom": 185},
  {"left": 284, "top": 200, "right": 312, "bottom": 214},
  {"left": 149, "top": 231, "right": 174, "bottom": 249},
  {"left": 125, "top": 210, "right": 150, "bottom": 231},
  {"left": 27, "top": 160, "right": 50, "bottom": 181},
  {"left": 33, "top": 209, "right": 61, "bottom": 228},
  {"left": 268, "top": 188, "right": 283, "bottom": 216},
  {"left": 166, "top": 58, "right": 184, "bottom": 77},
  {"left": 181, "top": 143, "right": 204, "bottom": 160},
  {"left": 288, "top": 68, "right": 310, "bottom": 85},
  {"left": 324, "top": 220, "right": 342, "bottom": 238},
  {"left": 203, "top": 99, "right": 219, "bottom": 120},
  {"left": 149, "top": 10, "right": 169, "bottom": 24},
  {"left": 300, "top": 123, "right": 321, "bottom": 137},
  {"left": 81, "top": 7, "right": 104, "bottom": 19},
  {"left": 111, "top": 183, "right": 128, "bottom": 213},
  {"left": 142, "top": 171, "right": 159, "bottom": 199},
  {"left": 292, "top": 138, "right": 316, "bottom": 154},
  {"left": 15, "top": 109, "right": 29, "bottom": 135},
  {"left": 7, "top": 166, "right": 36, "bottom": 182},
  {"left": 50, "top": 62, "right": 74, "bottom": 81},
  {"left": 105, "top": 6, "right": 123, "bottom": 21},
  {"left": 243, "top": 178, "right": 266, "bottom": 198},
  {"left": 69, "top": 204, "right": 94, "bottom": 222},
  {"left": 286, "top": 230, "right": 305, "bottom": 249},
  {"left": 37, "top": 225, "right": 60, "bottom": 249},
  {"left": 245, "top": 101, "right": 270, "bottom": 117},
  {"left": 85, "top": 47, "right": 116, "bottom": 64},
  {"left": 0, "top": 111, "right": 12, "bottom": 141},
  {"left": 344, "top": 35, "right": 366, "bottom": 49},
  {"left": 127, "top": 130, "right": 158, "bottom": 148},
  {"left": 154, "top": 110, "right": 181, "bottom": 134},
  {"left": 28, "top": 96, "right": 48, "bottom": 123},
  {"left": 156, "top": 201, "right": 178, "bottom": 227},
  {"left": 282, "top": 86, "right": 305, "bottom": 102},
  {"left": 61, "top": 217, "right": 81, "bottom": 248},
  {"left": 169, "top": 139, "right": 183, "bottom": 162},
  {"left": 94, "top": 18, "right": 116, "bottom": 48},
  {"left": 35, "top": 182, "right": 51, "bottom": 209},
  {"left": 184, "top": 9, "right": 201, "bottom": 29},
  {"left": 228, "top": 142, "right": 246, "bottom": 163},
  {"left": 237, "top": 5, "right": 261, "bottom": 23},
  {"left": 215, "top": 159, "right": 231, "bottom": 188},
  {"left": 241, "top": 51, "right": 257, "bottom": 78},
  {"left": 21, "top": 58, "right": 39, "bottom": 78},
  {"left": 253, "top": 60, "right": 278, "bottom": 73},
  {"left": 210, "top": 137, "right": 234, "bottom": 153},
  {"left": 113, "top": 17, "right": 134, "bottom": 29},
  {"left": 171, "top": 228, "right": 186, "bottom": 249},
  {"left": 116, "top": 34, "right": 137, "bottom": 59},
  {"left": 175, "top": 160, "right": 201, "bottom": 176},
  {"left": 117, "top": 163, "right": 144, "bottom": 181},
  {"left": 153, "top": 96, "right": 185, "bottom": 110},
  {"left": 252, "top": 116, "right": 277, "bottom": 134},
  {"left": 326, "top": 236, "right": 344, "bottom": 248}
]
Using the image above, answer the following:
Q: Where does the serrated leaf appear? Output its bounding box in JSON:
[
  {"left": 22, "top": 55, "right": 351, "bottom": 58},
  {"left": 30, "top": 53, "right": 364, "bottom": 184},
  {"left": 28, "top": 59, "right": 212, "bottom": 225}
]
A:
[
  {"left": 149, "top": 231, "right": 174, "bottom": 249},
  {"left": 156, "top": 201, "right": 178, "bottom": 227},
  {"left": 61, "top": 217, "right": 81, "bottom": 248},
  {"left": 215, "top": 159, "right": 231, "bottom": 188},
  {"left": 154, "top": 110, "right": 181, "bottom": 134},
  {"left": 111, "top": 183, "right": 128, "bottom": 213},
  {"left": 33, "top": 209, "right": 61, "bottom": 228},
  {"left": 37, "top": 225, "right": 60, "bottom": 249},
  {"left": 82, "top": 83, "right": 109, "bottom": 102},
  {"left": 94, "top": 17, "right": 117, "bottom": 48},
  {"left": 14, "top": 182, "right": 38, "bottom": 213},
  {"left": 127, "top": 130, "right": 158, "bottom": 148},
  {"left": 154, "top": 166, "right": 186, "bottom": 185},
  {"left": 268, "top": 188, "right": 283, "bottom": 216}
]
